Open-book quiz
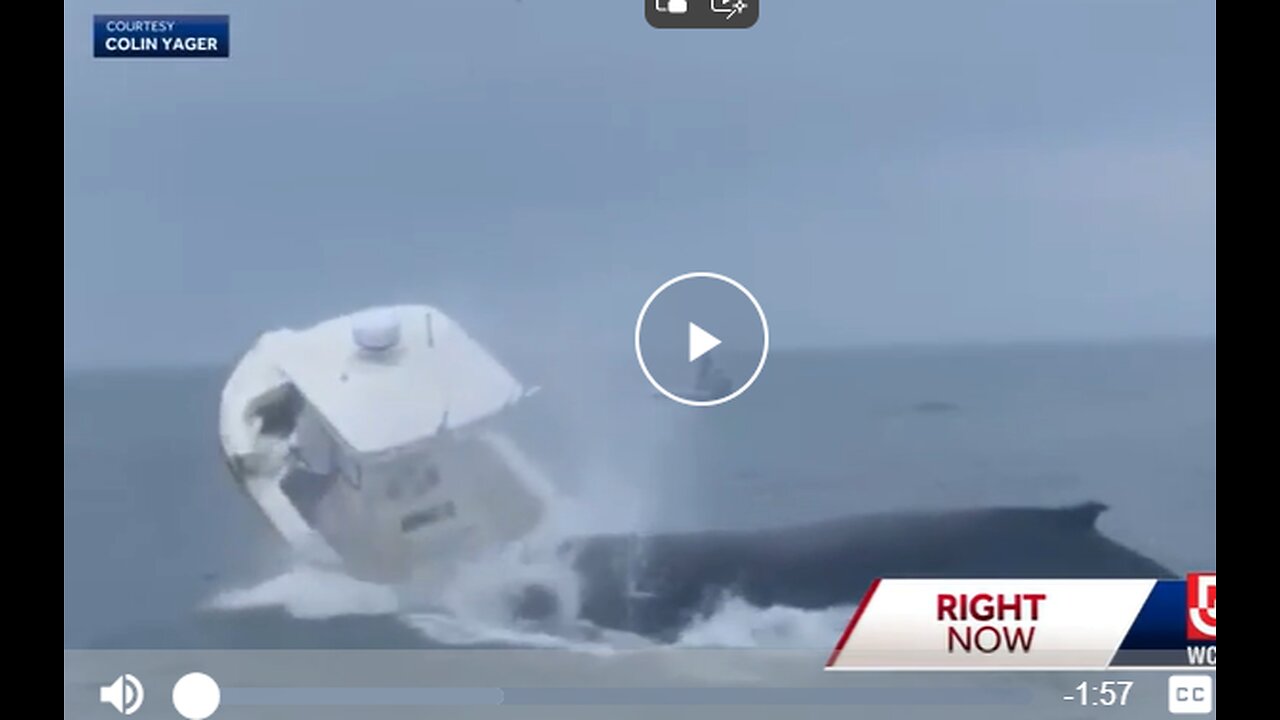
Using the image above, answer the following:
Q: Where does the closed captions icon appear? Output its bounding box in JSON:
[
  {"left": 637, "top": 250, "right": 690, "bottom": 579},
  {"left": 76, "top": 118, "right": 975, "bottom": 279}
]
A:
[
  {"left": 1168, "top": 675, "right": 1213, "bottom": 714},
  {"left": 100, "top": 674, "right": 144, "bottom": 715}
]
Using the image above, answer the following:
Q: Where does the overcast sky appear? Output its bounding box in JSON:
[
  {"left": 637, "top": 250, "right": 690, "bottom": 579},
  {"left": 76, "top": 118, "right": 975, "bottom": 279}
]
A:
[{"left": 64, "top": 0, "right": 1215, "bottom": 367}]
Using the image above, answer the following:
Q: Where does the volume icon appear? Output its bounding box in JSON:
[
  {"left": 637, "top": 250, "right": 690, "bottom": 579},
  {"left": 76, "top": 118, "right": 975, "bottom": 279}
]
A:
[{"left": 100, "top": 674, "right": 144, "bottom": 715}]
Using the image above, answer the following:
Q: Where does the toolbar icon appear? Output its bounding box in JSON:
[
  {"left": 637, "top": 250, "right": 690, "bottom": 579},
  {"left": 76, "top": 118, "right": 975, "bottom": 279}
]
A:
[
  {"left": 1168, "top": 675, "right": 1212, "bottom": 714},
  {"left": 647, "top": 0, "right": 757, "bottom": 28},
  {"left": 99, "top": 674, "right": 144, "bottom": 715},
  {"left": 711, "top": 0, "right": 749, "bottom": 21},
  {"left": 173, "top": 672, "right": 222, "bottom": 719}
]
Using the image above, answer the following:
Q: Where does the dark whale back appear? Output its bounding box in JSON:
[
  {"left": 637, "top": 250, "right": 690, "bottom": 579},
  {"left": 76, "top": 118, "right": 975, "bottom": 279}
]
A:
[{"left": 561, "top": 501, "right": 1173, "bottom": 640}]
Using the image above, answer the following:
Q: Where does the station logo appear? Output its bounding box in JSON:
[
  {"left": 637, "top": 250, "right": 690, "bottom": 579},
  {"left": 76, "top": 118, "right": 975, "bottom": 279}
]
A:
[{"left": 1186, "top": 572, "right": 1215, "bottom": 641}]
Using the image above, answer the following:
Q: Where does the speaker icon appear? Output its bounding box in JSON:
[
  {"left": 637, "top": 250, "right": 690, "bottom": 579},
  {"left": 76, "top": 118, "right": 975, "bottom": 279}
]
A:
[{"left": 99, "top": 674, "right": 145, "bottom": 715}]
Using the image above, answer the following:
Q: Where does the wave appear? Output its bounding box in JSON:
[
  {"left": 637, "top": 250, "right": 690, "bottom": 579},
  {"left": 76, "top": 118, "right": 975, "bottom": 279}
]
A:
[
  {"left": 207, "top": 566, "right": 399, "bottom": 619},
  {"left": 674, "top": 598, "right": 856, "bottom": 649},
  {"left": 207, "top": 560, "right": 857, "bottom": 652}
]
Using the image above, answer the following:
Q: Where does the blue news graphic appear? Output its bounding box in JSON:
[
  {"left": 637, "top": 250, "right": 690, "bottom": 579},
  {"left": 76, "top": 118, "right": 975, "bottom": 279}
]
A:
[
  {"left": 1109, "top": 577, "right": 1216, "bottom": 669},
  {"left": 93, "top": 15, "right": 229, "bottom": 58},
  {"left": 1120, "top": 580, "right": 1197, "bottom": 650}
]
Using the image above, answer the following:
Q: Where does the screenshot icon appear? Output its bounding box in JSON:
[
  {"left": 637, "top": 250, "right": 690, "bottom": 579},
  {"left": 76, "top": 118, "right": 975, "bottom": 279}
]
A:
[{"left": 63, "top": 2, "right": 1216, "bottom": 717}]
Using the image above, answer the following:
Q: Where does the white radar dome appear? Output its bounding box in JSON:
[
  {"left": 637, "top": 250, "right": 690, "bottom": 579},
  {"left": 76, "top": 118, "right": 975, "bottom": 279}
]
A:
[{"left": 352, "top": 309, "right": 402, "bottom": 351}]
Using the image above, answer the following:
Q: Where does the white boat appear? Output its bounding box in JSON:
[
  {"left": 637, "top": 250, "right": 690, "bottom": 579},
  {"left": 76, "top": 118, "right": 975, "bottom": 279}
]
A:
[{"left": 218, "top": 305, "right": 553, "bottom": 584}]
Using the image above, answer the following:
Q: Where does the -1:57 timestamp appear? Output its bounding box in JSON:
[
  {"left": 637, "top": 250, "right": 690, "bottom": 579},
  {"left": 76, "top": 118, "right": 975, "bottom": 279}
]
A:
[{"left": 1066, "top": 681, "right": 1134, "bottom": 707}]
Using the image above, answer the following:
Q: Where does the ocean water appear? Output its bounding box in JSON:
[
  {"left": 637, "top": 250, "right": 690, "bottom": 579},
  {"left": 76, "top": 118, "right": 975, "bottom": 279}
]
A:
[{"left": 63, "top": 338, "right": 1215, "bottom": 653}]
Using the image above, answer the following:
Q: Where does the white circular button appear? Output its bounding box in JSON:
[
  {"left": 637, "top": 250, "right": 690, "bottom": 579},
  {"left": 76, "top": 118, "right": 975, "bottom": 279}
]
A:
[
  {"left": 172, "top": 672, "right": 221, "bottom": 720},
  {"left": 635, "top": 271, "right": 769, "bottom": 407}
]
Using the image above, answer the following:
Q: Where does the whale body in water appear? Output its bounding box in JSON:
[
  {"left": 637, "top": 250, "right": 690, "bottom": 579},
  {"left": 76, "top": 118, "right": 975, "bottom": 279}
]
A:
[
  {"left": 518, "top": 501, "right": 1174, "bottom": 640},
  {"left": 90, "top": 501, "right": 1174, "bottom": 650}
]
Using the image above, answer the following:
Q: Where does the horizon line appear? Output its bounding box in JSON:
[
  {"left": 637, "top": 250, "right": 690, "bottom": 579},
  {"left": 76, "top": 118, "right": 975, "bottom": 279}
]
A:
[{"left": 63, "top": 332, "right": 1215, "bottom": 374}]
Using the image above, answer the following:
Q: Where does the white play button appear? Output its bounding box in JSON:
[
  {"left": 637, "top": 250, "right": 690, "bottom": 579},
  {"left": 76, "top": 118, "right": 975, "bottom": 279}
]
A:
[
  {"left": 635, "top": 272, "right": 769, "bottom": 407},
  {"left": 688, "top": 322, "right": 721, "bottom": 363}
]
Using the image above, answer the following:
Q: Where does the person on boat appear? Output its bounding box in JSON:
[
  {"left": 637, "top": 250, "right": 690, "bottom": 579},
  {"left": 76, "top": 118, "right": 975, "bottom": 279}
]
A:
[{"left": 694, "top": 353, "right": 734, "bottom": 398}]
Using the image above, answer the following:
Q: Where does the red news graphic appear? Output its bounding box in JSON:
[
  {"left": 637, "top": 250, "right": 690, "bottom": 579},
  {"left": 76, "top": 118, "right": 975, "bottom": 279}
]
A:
[
  {"left": 826, "top": 578, "right": 1213, "bottom": 671},
  {"left": 937, "top": 592, "right": 1045, "bottom": 653},
  {"left": 1186, "top": 572, "right": 1215, "bottom": 640}
]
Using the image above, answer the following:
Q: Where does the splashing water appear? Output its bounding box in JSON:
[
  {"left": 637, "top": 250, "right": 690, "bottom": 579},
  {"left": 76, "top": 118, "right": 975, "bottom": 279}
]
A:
[
  {"left": 674, "top": 597, "right": 856, "bottom": 649},
  {"left": 207, "top": 565, "right": 399, "bottom": 619}
]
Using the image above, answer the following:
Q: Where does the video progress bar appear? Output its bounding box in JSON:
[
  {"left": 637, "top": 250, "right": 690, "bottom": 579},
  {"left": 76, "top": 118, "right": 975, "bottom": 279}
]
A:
[{"left": 223, "top": 686, "right": 1034, "bottom": 706}]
